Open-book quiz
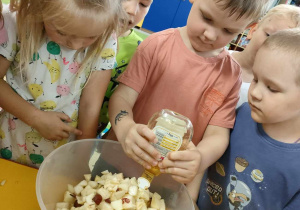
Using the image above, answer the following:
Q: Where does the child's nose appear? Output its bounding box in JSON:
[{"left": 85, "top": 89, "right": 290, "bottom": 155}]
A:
[
  {"left": 203, "top": 28, "right": 217, "bottom": 42},
  {"left": 249, "top": 84, "right": 262, "bottom": 101},
  {"left": 126, "top": 1, "right": 139, "bottom": 16}
]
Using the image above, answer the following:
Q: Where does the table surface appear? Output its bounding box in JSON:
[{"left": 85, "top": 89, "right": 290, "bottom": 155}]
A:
[{"left": 0, "top": 158, "right": 40, "bottom": 209}]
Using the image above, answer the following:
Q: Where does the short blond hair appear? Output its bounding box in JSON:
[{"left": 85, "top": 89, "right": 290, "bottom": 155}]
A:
[
  {"left": 259, "top": 4, "right": 300, "bottom": 27},
  {"left": 214, "top": 0, "right": 272, "bottom": 23},
  {"left": 262, "top": 28, "right": 300, "bottom": 84}
]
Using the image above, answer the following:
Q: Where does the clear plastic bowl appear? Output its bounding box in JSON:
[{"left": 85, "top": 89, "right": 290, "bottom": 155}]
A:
[{"left": 36, "top": 139, "right": 195, "bottom": 210}]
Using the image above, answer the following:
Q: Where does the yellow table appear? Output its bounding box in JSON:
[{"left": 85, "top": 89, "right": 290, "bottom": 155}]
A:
[{"left": 0, "top": 158, "right": 40, "bottom": 209}]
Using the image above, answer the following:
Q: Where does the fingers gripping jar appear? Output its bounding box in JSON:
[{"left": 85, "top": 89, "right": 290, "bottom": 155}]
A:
[{"left": 138, "top": 109, "right": 193, "bottom": 189}]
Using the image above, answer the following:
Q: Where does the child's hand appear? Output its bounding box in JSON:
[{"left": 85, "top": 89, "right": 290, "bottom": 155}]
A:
[
  {"left": 120, "top": 123, "right": 161, "bottom": 169},
  {"left": 158, "top": 142, "right": 201, "bottom": 184},
  {"left": 32, "top": 111, "right": 82, "bottom": 140}
]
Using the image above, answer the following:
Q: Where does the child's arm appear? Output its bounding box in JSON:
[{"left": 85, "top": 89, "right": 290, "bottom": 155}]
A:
[
  {"left": 197, "top": 125, "right": 229, "bottom": 172},
  {"left": 109, "top": 83, "right": 161, "bottom": 169},
  {"left": 0, "top": 56, "right": 82, "bottom": 140},
  {"left": 76, "top": 70, "right": 111, "bottom": 139},
  {"left": 186, "top": 173, "right": 204, "bottom": 202},
  {"left": 189, "top": 125, "right": 229, "bottom": 200}
]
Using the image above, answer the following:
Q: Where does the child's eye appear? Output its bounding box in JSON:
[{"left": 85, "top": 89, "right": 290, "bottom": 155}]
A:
[
  {"left": 89, "top": 36, "right": 97, "bottom": 40},
  {"left": 202, "top": 15, "right": 212, "bottom": 22},
  {"left": 57, "top": 30, "right": 66, "bottom": 36},
  {"left": 224, "top": 29, "right": 233, "bottom": 34},
  {"left": 267, "top": 86, "right": 278, "bottom": 93},
  {"left": 265, "top": 33, "right": 270, "bottom": 37},
  {"left": 140, "top": 3, "right": 148, "bottom": 7}
]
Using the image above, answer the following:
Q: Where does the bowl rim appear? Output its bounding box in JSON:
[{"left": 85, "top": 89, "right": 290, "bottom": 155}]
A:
[
  {"left": 36, "top": 139, "right": 116, "bottom": 209},
  {"left": 36, "top": 139, "right": 195, "bottom": 210}
]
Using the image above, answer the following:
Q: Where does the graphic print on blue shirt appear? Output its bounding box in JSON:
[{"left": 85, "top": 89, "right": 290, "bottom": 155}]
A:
[{"left": 198, "top": 103, "right": 300, "bottom": 210}]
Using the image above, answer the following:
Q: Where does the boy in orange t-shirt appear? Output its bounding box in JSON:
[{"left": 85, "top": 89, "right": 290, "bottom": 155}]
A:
[{"left": 108, "top": 0, "right": 271, "bottom": 199}]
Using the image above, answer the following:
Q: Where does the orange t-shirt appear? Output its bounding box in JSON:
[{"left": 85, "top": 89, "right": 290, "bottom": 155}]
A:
[{"left": 118, "top": 29, "right": 242, "bottom": 145}]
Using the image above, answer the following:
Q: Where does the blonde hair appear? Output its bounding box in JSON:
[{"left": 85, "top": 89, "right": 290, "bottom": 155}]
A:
[
  {"left": 262, "top": 28, "right": 300, "bottom": 84},
  {"left": 9, "top": 0, "right": 126, "bottom": 82},
  {"left": 259, "top": 4, "right": 300, "bottom": 27},
  {"left": 214, "top": 0, "right": 272, "bottom": 23}
]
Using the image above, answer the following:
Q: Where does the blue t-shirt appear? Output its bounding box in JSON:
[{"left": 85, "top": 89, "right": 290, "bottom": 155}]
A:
[{"left": 197, "top": 103, "right": 300, "bottom": 210}]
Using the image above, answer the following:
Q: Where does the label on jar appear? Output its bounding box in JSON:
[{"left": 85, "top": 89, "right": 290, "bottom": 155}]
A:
[{"left": 152, "top": 126, "right": 182, "bottom": 158}]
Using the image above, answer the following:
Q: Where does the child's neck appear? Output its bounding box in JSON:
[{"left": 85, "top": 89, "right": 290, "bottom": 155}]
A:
[
  {"left": 179, "top": 27, "right": 223, "bottom": 58},
  {"left": 263, "top": 120, "right": 300, "bottom": 144},
  {"left": 232, "top": 50, "right": 254, "bottom": 83},
  {"left": 120, "top": 29, "right": 132, "bottom": 38}
]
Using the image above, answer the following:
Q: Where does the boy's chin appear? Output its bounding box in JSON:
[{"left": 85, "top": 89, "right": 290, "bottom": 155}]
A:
[{"left": 250, "top": 112, "right": 264, "bottom": 124}]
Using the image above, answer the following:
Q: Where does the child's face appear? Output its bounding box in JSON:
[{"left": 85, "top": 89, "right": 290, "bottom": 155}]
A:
[
  {"left": 248, "top": 47, "right": 300, "bottom": 124},
  {"left": 247, "top": 17, "right": 296, "bottom": 54},
  {"left": 44, "top": 15, "right": 107, "bottom": 50},
  {"left": 187, "top": 0, "right": 251, "bottom": 54},
  {"left": 122, "top": 0, "right": 152, "bottom": 31}
]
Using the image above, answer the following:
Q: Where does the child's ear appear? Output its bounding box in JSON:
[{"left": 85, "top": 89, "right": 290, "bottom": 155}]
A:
[{"left": 247, "top": 23, "right": 258, "bottom": 40}]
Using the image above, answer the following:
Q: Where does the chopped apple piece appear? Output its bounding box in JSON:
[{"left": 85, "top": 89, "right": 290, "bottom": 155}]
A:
[
  {"left": 76, "top": 196, "right": 86, "bottom": 205},
  {"left": 98, "top": 179, "right": 106, "bottom": 186},
  {"left": 116, "top": 173, "right": 124, "bottom": 181},
  {"left": 137, "top": 189, "right": 150, "bottom": 201},
  {"left": 74, "top": 185, "right": 84, "bottom": 196},
  {"left": 84, "top": 174, "right": 92, "bottom": 182},
  {"left": 104, "top": 179, "right": 118, "bottom": 192},
  {"left": 159, "top": 199, "right": 166, "bottom": 210},
  {"left": 122, "top": 178, "right": 130, "bottom": 184},
  {"left": 57, "top": 171, "right": 165, "bottom": 210},
  {"left": 80, "top": 203, "right": 96, "bottom": 210},
  {"left": 85, "top": 192, "right": 96, "bottom": 205},
  {"left": 97, "top": 187, "right": 111, "bottom": 200},
  {"left": 136, "top": 199, "right": 147, "bottom": 210},
  {"left": 94, "top": 175, "right": 101, "bottom": 182},
  {"left": 111, "top": 199, "right": 123, "bottom": 210},
  {"left": 63, "top": 191, "right": 76, "bottom": 204},
  {"left": 56, "top": 202, "right": 70, "bottom": 209},
  {"left": 88, "top": 181, "right": 98, "bottom": 189},
  {"left": 98, "top": 201, "right": 113, "bottom": 210},
  {"left": 81, "top": 185, "right": 93, "bottom": 197},
  {"left": 151, "top": 193, "right": 161, "bottom": 209},
  {"left": 101, "top": 170, "right": 110, "bottom": 175},
  {"left": 68, "top": 184, "right": 75, "bottom": 194},
  {"left": 78, "top": 180, "right": 88, "bottom": 187},
  {"left": 111, "top": 190, "right": 126, "bottom": 201},
  {"left": 129, "top": 185, "right": 138, "bottom": 196},
  {"left": 118, "top": 183, "right": 129, "bottom": 192},
  {"left": 122, "top": 194, "right": 136, "bottom": 210},
  {"left": 130, "top": 177, "right": 138, "bottom": 186}
]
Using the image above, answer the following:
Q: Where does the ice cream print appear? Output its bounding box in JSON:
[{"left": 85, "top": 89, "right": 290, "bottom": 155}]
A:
[
  {"left": 226, "top": 175, "right": 251, "bottom": 210},
  {"left": 235, "top": 157, "right": 249, "bottom": 172}
]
